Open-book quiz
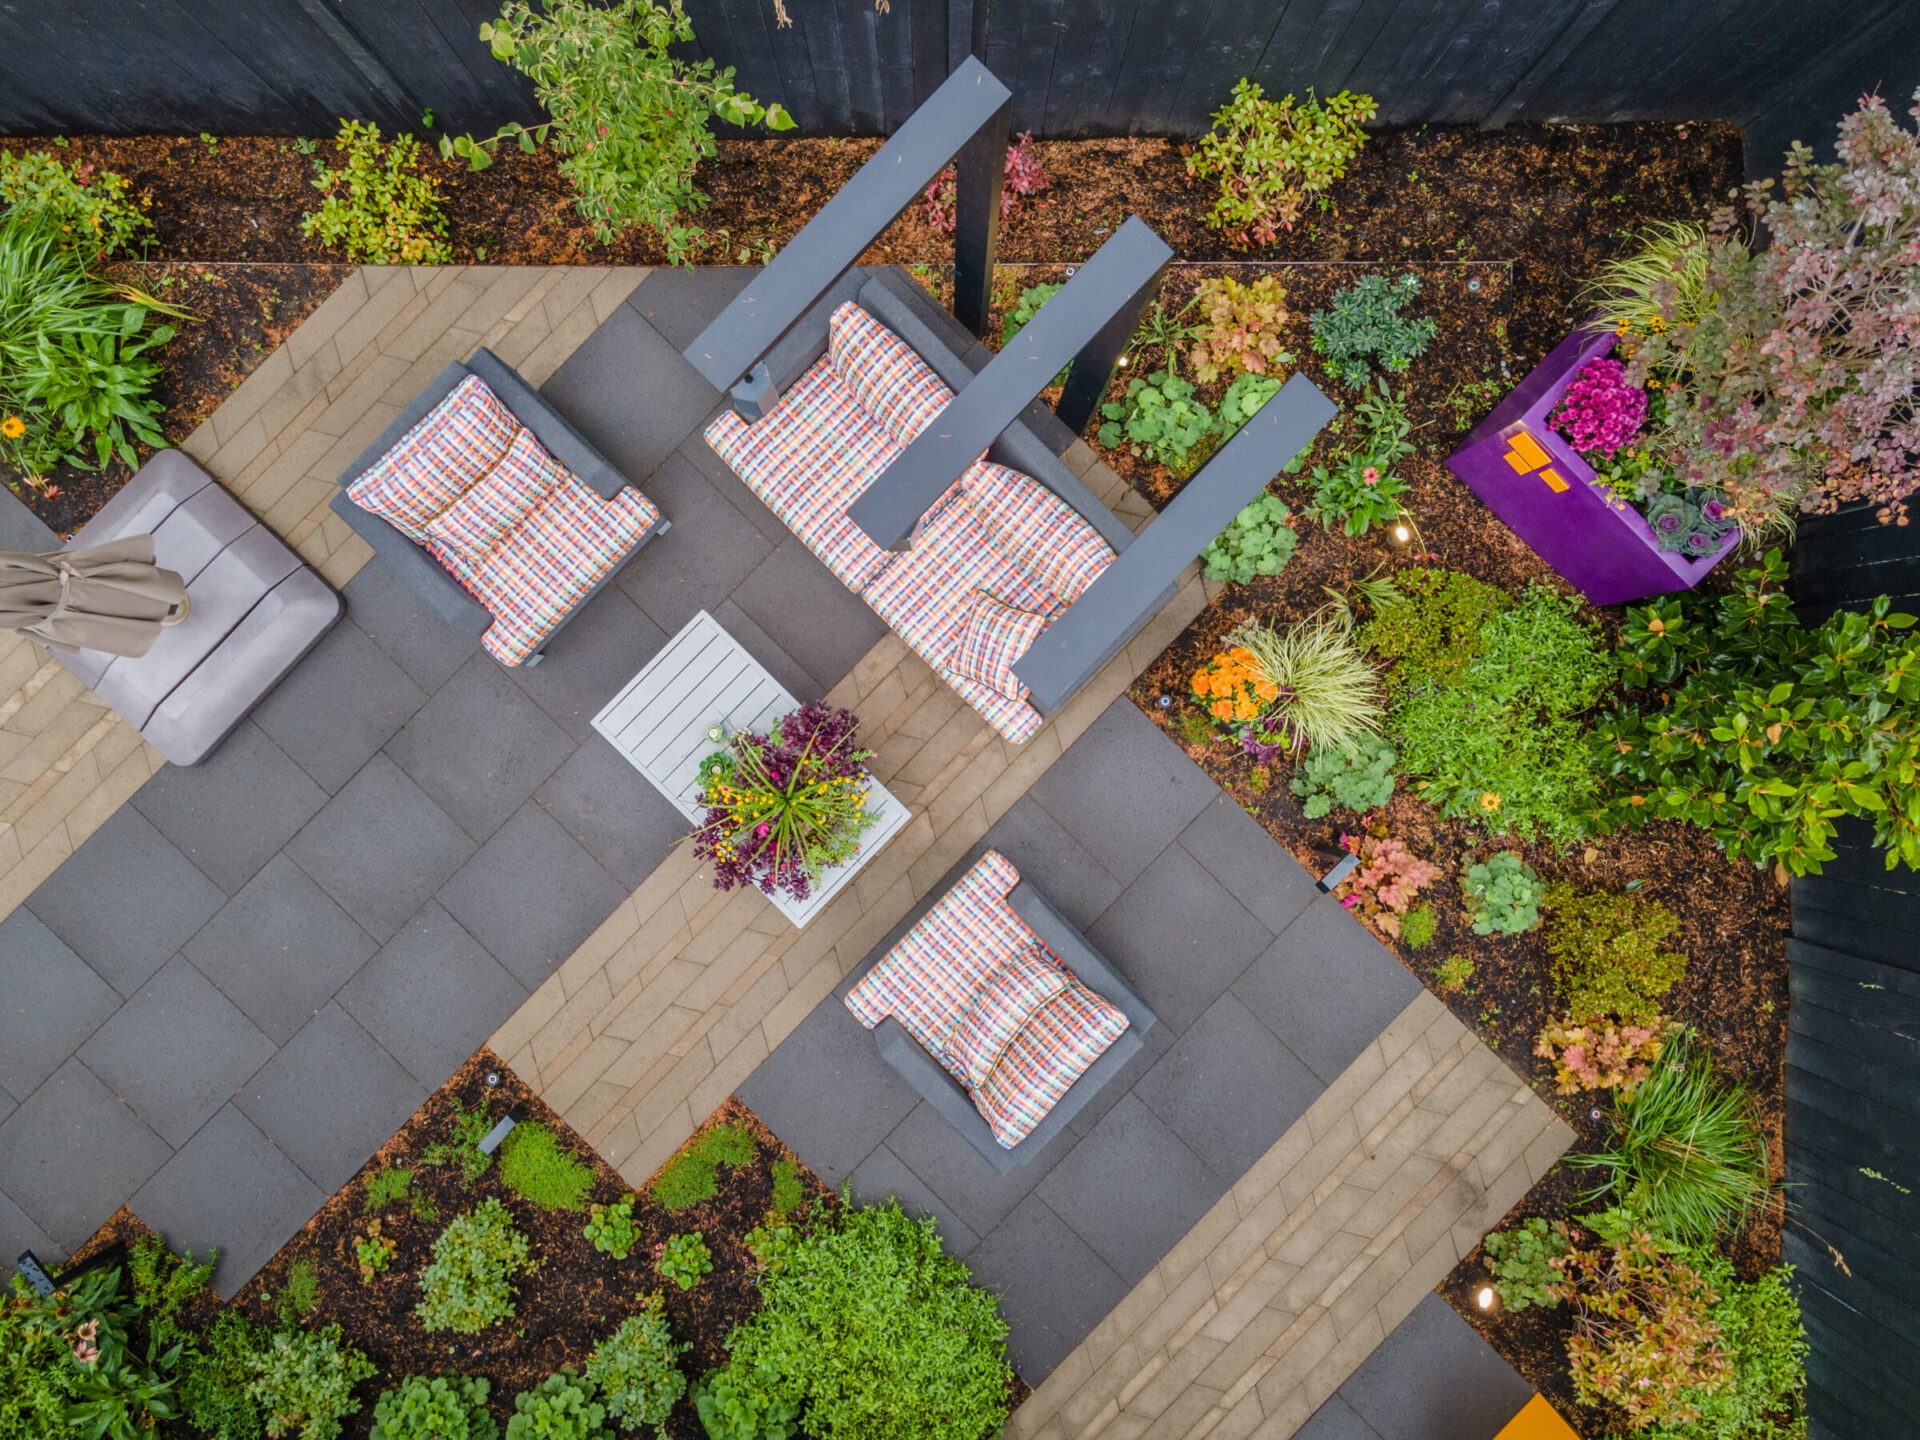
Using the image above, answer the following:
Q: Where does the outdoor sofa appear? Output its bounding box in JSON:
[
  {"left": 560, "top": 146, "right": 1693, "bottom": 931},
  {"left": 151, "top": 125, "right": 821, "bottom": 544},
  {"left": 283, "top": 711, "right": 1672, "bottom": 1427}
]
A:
[
  {"left": 332, "top": 348, "right": 667, "bottom": 667},
  {"left": 845, "top": 849, "right": 1154, "bottom": 1171}
]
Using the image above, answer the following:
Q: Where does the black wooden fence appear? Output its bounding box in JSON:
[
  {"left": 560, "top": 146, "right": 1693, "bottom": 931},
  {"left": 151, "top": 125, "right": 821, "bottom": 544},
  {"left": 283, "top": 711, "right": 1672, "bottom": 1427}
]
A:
[
  {"left": 1, "top": 0, "right": 1917, "bottom": 162},
  {"left": 1786, "top": 515, "right": 1920, "bottom": 1440}
]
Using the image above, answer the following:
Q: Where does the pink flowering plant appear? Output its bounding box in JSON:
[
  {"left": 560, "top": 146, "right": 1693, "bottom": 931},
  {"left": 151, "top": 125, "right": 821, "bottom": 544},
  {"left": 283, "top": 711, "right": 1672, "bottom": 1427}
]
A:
[
  {"left": 1535, "top": 1016, "right": 1675, "bottom": 1095},
  {"left": 924, "top": 132, "right": 1048, "bottom": 233},
  {"left": 1336, "top": 832, "right": 1439, "bottom": 939},
  {"left": 1551, "top": 356, "right": 1647, "bottom": 456},
  {"left": 690, "top": 702, "right": 877, "bottom": 903}
]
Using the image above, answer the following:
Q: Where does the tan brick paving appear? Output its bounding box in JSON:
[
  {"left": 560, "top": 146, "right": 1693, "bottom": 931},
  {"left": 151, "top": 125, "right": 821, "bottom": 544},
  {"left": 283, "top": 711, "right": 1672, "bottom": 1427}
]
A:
[{"left": 0, "top": 264, "right": 648, "bottom": 923}]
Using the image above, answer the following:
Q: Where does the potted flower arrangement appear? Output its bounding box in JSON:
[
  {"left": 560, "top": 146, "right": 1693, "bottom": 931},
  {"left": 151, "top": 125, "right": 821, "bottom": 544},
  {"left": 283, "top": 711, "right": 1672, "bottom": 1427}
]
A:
[{"left": 688, "top": 701, "right": 877, "bottom": 904}]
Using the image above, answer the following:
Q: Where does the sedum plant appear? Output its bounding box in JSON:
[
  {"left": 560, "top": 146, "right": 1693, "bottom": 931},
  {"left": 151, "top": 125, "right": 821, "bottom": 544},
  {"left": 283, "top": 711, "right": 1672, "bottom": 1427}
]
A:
[
  {"left": 1461, "top": 851, "right": 1545, "bottom": 935},
  {"left": 584, "top": 1296, "right": 685, "bottom": 1430},
  {"left": 1483, "top": 1217, "right": 1570, "bottom": 1312},
  {"left": 1543, "top": 882, "right": 1686, "bottom": 1025},
  {"left": 416, "top": 1199, "right": 538, "bottom": 1334},
  {"left": 505, "top": 1372, "right": 608, "bottom": 1440},
  {"left": 581, "top": 1193, "right": 639, "bottom": 1259},
  {"left": 654, "top": 1232, "right": 712, "bottom": 1290},
  {"left": 369, "top": 1375, "right": 497, "bottom": 1440},
  {"left": 1398, "top": 902, "right": 1437, "bottom": 949},
  {"left": 1187, "top": 80, "right": 1375, "bottom": 246},
  {"left": 499, "top": 1121, "right": 594, "bottom": 1212},
  {"left": 1098, "top": 369, "right": 1216, "bottom": 476},
  {"left": 1189, "top": 273, "right": 1292, "bottom": 381},
  {"left": 245, "top": 1326, "right": 376, "bottom": 1440},
  {"left": 1202, "top": 492, "right": 1296, "bottom": 584},
  {"left": 300, "top": 120, "right": 450, "bottom": 264},
  {"left": 1309, "top": 273, "right": 1436, "bottom": 389},
  {"left": 1289, "top": 732, "right": 1396, "bottom": 817},
  {"left": 652, "top": 1120, "right": 758, "bottom": 1210},
  {"left": 450, "top": 0, "right": 793, "bottom": 262}
]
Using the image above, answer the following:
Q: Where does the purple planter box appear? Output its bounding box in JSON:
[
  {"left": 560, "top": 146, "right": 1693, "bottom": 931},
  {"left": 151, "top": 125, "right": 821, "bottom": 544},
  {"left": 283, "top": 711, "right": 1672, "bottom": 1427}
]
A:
[{"left": 1445, "top": 327, "right": 1737, "bottom": 606}]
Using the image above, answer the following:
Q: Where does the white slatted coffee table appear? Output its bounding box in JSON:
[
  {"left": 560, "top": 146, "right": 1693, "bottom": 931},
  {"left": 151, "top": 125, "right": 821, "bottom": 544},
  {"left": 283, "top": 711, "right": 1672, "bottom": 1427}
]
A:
[{"left": 592, "top": 610, "right": 909, "bottom": 928}]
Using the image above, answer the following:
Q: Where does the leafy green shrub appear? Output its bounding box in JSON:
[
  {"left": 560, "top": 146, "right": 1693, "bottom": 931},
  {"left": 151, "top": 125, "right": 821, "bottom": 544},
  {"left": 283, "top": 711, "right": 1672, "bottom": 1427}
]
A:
[
  {"left": 128, "top": 1233, "right": 213, "bottom": 1338},
  {"left": 245, "top": 1326, "right": 375, "bottom": 1440},
  {"left": 1483, "top": 1218, "right": 1570, "bottom": 1311},
  {"left": 1228, "top": 615, "right": 1386, "bottom": 756},
  {"left": 655, "top": 1232, "right": 712, "bottom": 1290},
  {"left": 300, "top": 120, "right": 450, "bottom": 264},
  {"left": 723, "top": 1202, "right": 1011, "bottom": 1440},
  {"left": 451, "top": 0, "right": 793, "bottom": 261},
  {"left": 364, "top": 1167, "right": 414, "bottom": 1212},
  {"left": 0, "top": 213, "right": 180, "bottom": 479},
  {"left": 1292, "top": 383, "right": 1414, "bottom": 536},
  {"left": 1462, "top": 852, "right": 1545, "bottom": 936},
  {"left": 273, "top": 1259, "right": 321, "bottom": 1327},
  {"left": 998, "top": 281, "right": 1059, "bottom": 345},
  {"left": 581, "top": 1193, "right": 639, "bottom": 1259},
  {"left": 499, "top": 1121, "right": 595, "bottom": 1212},
  {"left": 1309, "top": 273, "right": 1437, "bottom": 389},
  {"left": 1189, "top": 274, "right": 1292, "bottom": 381},
  {"left": 691, "top": 1364, "right": 800, "bottom": 1440},
  {"left": 769, "top": 1159, "right": 805, "bottom": 1219},
  {"left": 416, "top": 1199, "right": 538, "bottom": 1334},
  {"left": 505, "top": 1372, "right": 609, "bottom": 1440},
  {"left": 1544, "top": 882, "right": 1686, "bottom": 1024},
  {"left": 1202, "top": 493, "right": 1296, "bottom": 584},
  {"left": 1360, "top": 568, "right": 1512, "bottom": 692},
  {"left": 652, "top": 1122, "right": 758, "bottom": 1211},
  {"left": 1593, "top": 549, "right": 1920, "bottom": 876},
  {"left": 1187, "top": 80, "right": 1374, "bottom": 246},
  {"left": 584, "top": 1296, "right": 685, "bottom": 1430},
  {"left": 1571, "top": 1032, "right": 1770, "bottom": 1247},
  {"left": 369, "top": 1375, "right": 498, "bottom": 1440},
  {"left": 1389, "top": 586, "right": 1617, "bottom": 842},
  {"left": 1216, "top": 373, "right": 1283, "bottom": 440},
  {"left": 1399, "top": 903, "right": 1437, "bottom": 949},
  {"left": 1, "top": 1266, "right": 184, "bottom": 1440},
  {"left": 0, "top": 149, "right": 150, "bottom": 259},
  {"left": 179, "top": 1310, "right": 268, "bottom": 1440},
  {"left": 1656, "top": 1254, "right": 1806, "bottom": 1440},
  {"left": 1098, "top": 370, "right": 1215, "bottom": 476},
  {"left": 1288, "top": 732, "right": 1396, "bottom": 817}
]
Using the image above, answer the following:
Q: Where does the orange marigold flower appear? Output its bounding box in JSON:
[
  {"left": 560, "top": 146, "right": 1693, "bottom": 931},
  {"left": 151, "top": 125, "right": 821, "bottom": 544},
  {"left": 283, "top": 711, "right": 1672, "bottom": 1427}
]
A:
[
  {"left": 1210, "top": 699, "right": 1235, "bottom": 721},
  {"left": 0, "top": 416, "right": 24, "bottom": 440}
]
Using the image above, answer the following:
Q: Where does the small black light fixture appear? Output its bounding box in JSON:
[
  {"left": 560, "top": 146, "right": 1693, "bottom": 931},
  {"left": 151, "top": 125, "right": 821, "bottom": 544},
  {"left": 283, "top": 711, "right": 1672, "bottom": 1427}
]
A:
[
  {"left": 483, "top": 1070, "right": 502, "bottom": 1088},
  {"left": 1156, "top": 694, "right": 1173, "bottom": 709},
  {"left": 1467, "top": 277, "right": 1482, "bottom": 293},
  {"left": 1472, "top": 1276, "right": 1501, "bottom": 1315},
  {"left": 478, "top": 1103, "right": 527, "bottom": 1157},
  {"left": 1590, "top": 1106, "right": 1605, "bottom": 1122}
]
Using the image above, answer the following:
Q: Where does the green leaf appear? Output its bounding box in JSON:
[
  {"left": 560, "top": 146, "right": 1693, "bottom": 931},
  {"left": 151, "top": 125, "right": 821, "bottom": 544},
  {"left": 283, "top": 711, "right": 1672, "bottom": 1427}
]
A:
[
  {"left": 517, "top": 129, "right": 537, "bottom": 153},
  {"left": 765, "top": 103, "right": 796, "bottom": 132}
]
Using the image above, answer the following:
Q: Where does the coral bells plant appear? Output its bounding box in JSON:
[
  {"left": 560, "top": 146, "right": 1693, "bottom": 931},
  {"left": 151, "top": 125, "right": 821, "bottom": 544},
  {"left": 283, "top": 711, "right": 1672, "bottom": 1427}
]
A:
[
  {"left": 1535, "top": 1016, "right": 1673, "bottom": 1096},
  {"left": 690, "top": 702, "right": 877, "bottom": 903},
  {"left": 1336, "top": 832, "right": 1438, "bottom": 939},
  {"left": 1550, "top": 356, "right": 1647, "bottom": 457}
]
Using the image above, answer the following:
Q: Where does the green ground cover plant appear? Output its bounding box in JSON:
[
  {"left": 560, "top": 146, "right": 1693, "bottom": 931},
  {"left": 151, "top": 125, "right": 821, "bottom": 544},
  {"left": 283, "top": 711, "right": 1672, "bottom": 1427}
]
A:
[
  {"left": 1288, "top": 731, "right": 1396, "bottom": 816},
  {"left": 177, "top": 1309, "right": 268, "bottom": 1440},
  {"left": 1483, "top": 1217, "right": 1570, "bottom": 1311},
  {"left": 651, "top": 1122, "right": 758, "bottom": 1211},
  {"left": 1187, "top": 80, "right": 1375, "bottom": 245},
  {"left": 1098, "top": 369, "right": 1215, "bottom": 476},
  {"left": 272, "top": 1261, "right": 320, "bottom": 1328},
  {"left": 1202, "top": 493, "right": 1296, "bottom": 584},
  {"left": 301, "top": 121, "right": 450, "bottom": 264},
  {"left": 691, "top": 1363, "right": 799, "bottom": 1440},
  {"left": 0, "top": 149, "right": 150, "bottom": 259},
  {"left": 1360, "top": 567, "right": 1511, "bottom": 692},
  {"left": 1308, "top": 273, "right": 1437, "bottom": 389},
  {"left": 415, "top": 1200, "right": 539, "bottom": 1334},
  {"left": 421, "top": 1098, "right": 495, "bottom": 1186},
  {"left": 245, "top": 1325, "right": 374, "bottom": 1440},
  {"left": 581, "top": 1193, "right": 639, "bottom": 1258},
  {"left": 363, "top": 1167, "right": 414, "bottom": 1213},
  {"left": 655, "top": 1233, "right": 712, "bottom": 1290},
  {"left": 499, "top": 1121, "right": 595, "bottom": 1212},
  {"left": 1461, "top": 852, "right": 1545, "bottom": 935},
  {"left": 504, "top": 1371, "right": 608, "bottom": 1440},
  {"left": 1543, "top": 882, "right": 1687, "bottom": 1024},
  {"left": 1399, "top": 902, "right": 1437, "bottom": 949},
  {"left": 584, "top": 1296, "right": 684, "bottom": 1430},
  {"left": 369, "top": 1375, "right": 497, "bottom": 1440}
]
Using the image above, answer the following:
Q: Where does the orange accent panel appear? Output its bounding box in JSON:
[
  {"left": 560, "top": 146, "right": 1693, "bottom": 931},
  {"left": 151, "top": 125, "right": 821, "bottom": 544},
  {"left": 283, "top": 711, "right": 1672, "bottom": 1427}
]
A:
[
  {"left": 1496, "top": 1395, "right": 1582, "bottom": 1440},
  {"left": 1503, "top": 447, "right": 1533, "bottom": 474},
  {"left": 1539, "top": 468, "right": 1569, "bottom": 493},
  {"left": 1507, "top": 430, "right": 1552, "bottom": 470}
]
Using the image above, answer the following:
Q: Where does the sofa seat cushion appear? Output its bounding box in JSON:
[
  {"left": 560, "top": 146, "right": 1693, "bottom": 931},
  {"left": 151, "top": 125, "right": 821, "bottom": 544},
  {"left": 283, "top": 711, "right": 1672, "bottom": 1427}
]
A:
[
  {"left": 845, "top": 850, "right": 1032, "bottom": 1051},
  {"left": 704, "top": 357, "right": 965, "bottom": 592},
  {"left": 963, "top": 464, "right": 1117, "bottom": 605},
  {"left": 950, "top": 591, "right": 1049, "bottom": 701},
  {"left": 439, "top": 466, "right": 661, "bottom": 666},
  {"left": 425, "top": 427, "right": 559, "bottom": 561},
  {"left": 976, "top": 983, "right": 1130, "bottom": 1149},
  {"left": 347, "top": 374, "right": 518, "bottom": 542},
  {"left": 828, "top": 300, "right": 956, "bottom": 447},
  {"left": 941, "top": 944, "right": 1069, "bottom": 1088}
]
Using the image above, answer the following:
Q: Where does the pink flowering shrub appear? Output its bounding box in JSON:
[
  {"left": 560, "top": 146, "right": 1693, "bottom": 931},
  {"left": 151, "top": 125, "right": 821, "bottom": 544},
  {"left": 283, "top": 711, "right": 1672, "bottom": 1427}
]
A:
[
  {"left": 1550, "top": 356, "right": 1647, "bottom": 457},
  {"left": 1337, "top": 832, "right": 1439, "bottom": 938},
  {"left": 923, "top": 133, "right": 1048, "bottom": 233},
  {"left": 1534, "top": 1016, "right": 1673, "bottom": 1095}
]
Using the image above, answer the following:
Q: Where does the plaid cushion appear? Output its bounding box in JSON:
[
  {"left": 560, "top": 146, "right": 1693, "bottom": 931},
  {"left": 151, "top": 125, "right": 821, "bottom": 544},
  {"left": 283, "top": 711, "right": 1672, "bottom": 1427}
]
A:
[
  {"left": 829, "top": 301, "right": 955, "bottom": 447},
  {"left": 976, "top": 982, "right": 1130, "bottom": 1148},
  {"left": 964, "top": 463, "right": 1117, "bottom": 605},
  {"left": 704, "top": 358, "right": 964, "bottom": 592},
  {"left": 348, "top": 374, "right": 517, "bottom": 542},
  {"left": 949, "top": 591, "right": 1048, "bottom": 701},
  {"left": 425, "top": 427, "right": 558, "bottom": 561},
  {"left": 454, "top": 464, "right": 661, "bottom": 666},
  {"left": 845, "top": 850, "right": 1030, "bottom": 1050},
  {"left": 940, "top": 943, "right": 1069, "bottom": 1088}
]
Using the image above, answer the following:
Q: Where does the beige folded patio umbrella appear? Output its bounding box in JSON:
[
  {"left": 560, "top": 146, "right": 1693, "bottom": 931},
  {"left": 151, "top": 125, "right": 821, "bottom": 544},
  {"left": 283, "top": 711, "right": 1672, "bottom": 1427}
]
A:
[{"left": 0, "top": 537, "right": 188, "bottom": 657}]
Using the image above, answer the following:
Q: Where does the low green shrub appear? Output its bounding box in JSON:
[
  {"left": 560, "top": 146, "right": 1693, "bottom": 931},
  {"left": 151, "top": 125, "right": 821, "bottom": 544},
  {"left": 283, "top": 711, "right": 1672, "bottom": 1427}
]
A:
[
  {"left": 0, "top": 1265, "right": 184, "bottom": 1440},
  {"left": 1461, "top": 852, "right": 1545, "bottom": 936},
  {"left": 1288, "top": 732, "right": 1396, "bottom": 817},
  {"left": 769, "top": 1158, "right": 805, "bottom": 1219},
  {"left": 1309, "top": 273, "right": 1437, "bottom": 389},
  {"left": 1399, "top": 902, "right": 1437, "bottom": 949},
  {"left": 691, "top": 1364, "right": 800, "bottom": 1440},
  {"left": 652, "top": 1122, "right": 757, "bottom": 1211},
  {"left": 1202, "top": 493, "right": 1296, "bottom": 584},
  {"left": 128, "top": 1233, "right": 213, "bottom": 1339},
  {"left": 0, "top": 148, "right": 150, "bottom": 259},
  {"left": 1359, "top": 567, "right": 1512, "bottom": 692},
  {"left": 301, "top": 120, "right": 450, "bottom": 264},
  {"left": 499, "top": 1120, "right": 595, "bottom": 1212},
  {"left": 1433, "top": 954, "right": 1473, "bottom": 994},
  {"left": 1544, "top": 883, "right": 1686, "bottom": 1024},
  {"left": 363, "top": 1167, "right": 414, "bottom": 1212},
  {"left": 584, "top": 1296, "right": 685, "bottom": 1431},
  {"left": 178, "top": 1310, "right": 268, "bottom": 1440},
  {"left": 582, "top": 1193, "right": 639, "bottom": 1259},
  {"left": 655, "top": 1232, "right": 712, "bottom": 1290},
  {"left": 722, "top": 1201, "right": 1011, "bottom": 1440},
  {"left": 355, "top": 1221, "right": 396, "bottom": 1283},
  {"left": 369, "top": 1375, "right": 497, "bottom": 1440},
  {"left": 504, "top": 1372, "right": 608, "bottom": 1440},
  {"left": 1097, "top": 370, "right": 1215, "bottom": 476},
  {"left": 1187, "top": 80, "right": 1375, "bottom": 246},
  {"left": 245, "top": 1325, "right": 375, "bottom": 1440},
  {"left": 416, "top": 1199, "right": 538, "bottom": 1334},
  {"left": 1653, "top": 1253, "right": 1806, "bottom": 1440},
  {"left": 1482, "top": 1218, "right": 1569, "bottom": 1311}
]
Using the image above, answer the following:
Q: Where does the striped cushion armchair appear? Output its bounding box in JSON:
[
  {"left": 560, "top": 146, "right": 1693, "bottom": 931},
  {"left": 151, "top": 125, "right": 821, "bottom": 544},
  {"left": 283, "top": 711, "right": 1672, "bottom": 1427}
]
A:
[{"left": 845, "top": 850, "right": 1155, "bottom": 1172}]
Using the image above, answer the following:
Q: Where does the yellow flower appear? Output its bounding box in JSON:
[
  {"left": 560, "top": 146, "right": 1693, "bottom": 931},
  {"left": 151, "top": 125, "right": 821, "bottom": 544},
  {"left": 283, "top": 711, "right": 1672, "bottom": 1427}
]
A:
[
  {"left": 0, "top": 416, "right": 24, "bottom": 440},
  {"left": 1479, "top": 792, "right": 1502, "bottom": 812}
]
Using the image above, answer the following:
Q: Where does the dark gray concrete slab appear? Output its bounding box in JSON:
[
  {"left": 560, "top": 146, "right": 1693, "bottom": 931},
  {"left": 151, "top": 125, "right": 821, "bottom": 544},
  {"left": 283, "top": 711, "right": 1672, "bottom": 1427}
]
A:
[
  {"left": 131, "top": 1105, "right": 326, "bottom": 1299},
  {"left": 1087, "top": 843, "right": 1275, "bottom": 1032},
  {"left": 880, "top": 1100, "right": 1054, "bottom": 1236},
  {"left": 507, "top": 585, "right": 668, "bottom": 743},
  {"left": 131, "top": 721, "right": 328, "bottom": 896},
  {"left": 235, "top": 1003, "right": 424, "bottom": 1193},
  {"left": 613, "top": 453, "right": 776, "bottom": 637},
  {"left": 0, "top": 1058, "right": 172, "bottom": 1250},
  {"left": 342, "top": 561, "right": 480, "bottom": 693},
  {"left": 184, "top": 856, "right": 379, "bottom": 1044},
  {"left": 1315, "top": 1293, "right": 1535, "bottom": 1440},
  {"left": 627, "top": 267, "right": 756, "bottom": 352},
  {"left": 436, "top": 803, "right": 627, "bottom": 991},
  {"left": 0, "top": 1186, "right": 61, "bottom": 1267},
  {"left": 1235, "top": 900, "right": 1424, "bottom": 1086},
  {"left": 339, "top": 903, "right": 527, "bottom": 1089},
  {"left": 252, "top": 620, "right": 428, "bottom": 793},
  {"left": 963, "top": 1194, "right": 1131, "bottom": 1383},
  {"left": 541, "top": 304, "right": 721, "bottom": 481},
  {"left": 1028, "top": 702, "right": 1217, "bottom": 883},
  {"left": 1177, "top": 794, "right": 1322, "bottom": 935},
  {"left": 729, "top": 536, "right": 889, "bottom": 697},
  {"left": 25, "top": 808, "right": 226, "bottom": 998},
  {"left": 385, "top": 654, "right": 576, "bottom": 843},
  {"left": 847, "top": 1144, "right": 981, "bottom": 1258},
  {"left": 536, "top": 741, "right": 689, "bottom": 889},
  {"left": 676, "top": 431, "right": 788, "bottom": 547},
  {"left": 978, "top": 798, "right": 1125, "bottom": 932},
  {"left": 285, "top": 754, "right": 476, "bottom": 944},
  {"left": 1294, "top": 1395, "right": 1382, "bottom": 1440},
  {"left": 77, "top": 956, "right": 275, "bottom": 1149},
  {"left": 0, "top": 910, "right": 120, "bottom": 1103}
]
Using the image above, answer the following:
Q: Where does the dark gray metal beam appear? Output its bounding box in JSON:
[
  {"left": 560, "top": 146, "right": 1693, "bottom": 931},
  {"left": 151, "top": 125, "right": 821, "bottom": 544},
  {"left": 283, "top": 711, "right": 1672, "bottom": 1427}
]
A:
[
  {"left": 952, "top": 96, "right": 1010, "bottom": 337},
  {"left": 1055, "top": 267, "right": 1162, "bottom": 433},
  {"left": 1014, "top": 373, "right": 1339, "bottom": 714},
  {"left": 849, "top": 216, "right": 1173, "bottom": 551},
  {"left": 681, "top": 56, "right": 1012, "bottom": 393}
]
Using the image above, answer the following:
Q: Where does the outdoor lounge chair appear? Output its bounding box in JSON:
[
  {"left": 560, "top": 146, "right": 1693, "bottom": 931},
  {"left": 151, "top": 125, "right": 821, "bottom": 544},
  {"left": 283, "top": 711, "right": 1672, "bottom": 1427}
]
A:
[
  {"left": 331, "top": 347, "right": 667, "bottom": 667},
  {"left": 845, "top": 850, "right": 1155, "bottom": 1172}
]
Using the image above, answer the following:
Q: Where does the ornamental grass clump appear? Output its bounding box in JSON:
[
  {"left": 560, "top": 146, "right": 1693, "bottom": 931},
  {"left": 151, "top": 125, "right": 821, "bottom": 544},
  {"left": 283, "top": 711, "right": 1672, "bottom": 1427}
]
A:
[
  {"left": 1226, "top": 615, "right": 1385, "bottom": 757},
  {"left": 1188, "top": 80, "right": 1374, "bottom": 246},
  {"left": 690, "top": 703, "right": 877, "bottom": 903}
]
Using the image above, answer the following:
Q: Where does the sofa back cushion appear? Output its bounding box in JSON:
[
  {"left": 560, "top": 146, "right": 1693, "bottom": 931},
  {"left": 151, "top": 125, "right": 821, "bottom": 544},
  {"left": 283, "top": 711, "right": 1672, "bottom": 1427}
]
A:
[
  {"left": 348, "top": 374, "right": 518, "bottom": 542},
  {"left": 424, "top": 427, "right": 559, "bottom": 561},
  {"left": 940, "top": 944, "right": 1070, "bottom": 1089},
  {"left": 963, "top": 463, "right": 1117, "bottom": 606},
  {"left": 829, "top": 301, "right": 956, "bottom": 448},
  {"left": 975, "top": 982, "right": 1130, "bottom": 1149}
]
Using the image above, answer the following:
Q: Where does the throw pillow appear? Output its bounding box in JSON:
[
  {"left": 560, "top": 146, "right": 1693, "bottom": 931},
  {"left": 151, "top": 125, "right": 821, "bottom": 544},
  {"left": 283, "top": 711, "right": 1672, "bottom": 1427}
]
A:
[
  {"left": 940, "top": 944, "right": 1068, "bottom": 1089},
  {"left": 348, "top": 374, "right": 518, "bottom": 541},
  {"left": 948, "top": 591, "right": 1049, "bottom": 701},
  {"left": 975, "top": 982, "right": 1130, "bottom": 1149},
  {"left": 425, "top": 427, "right": 562, "bottom": 560}
]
